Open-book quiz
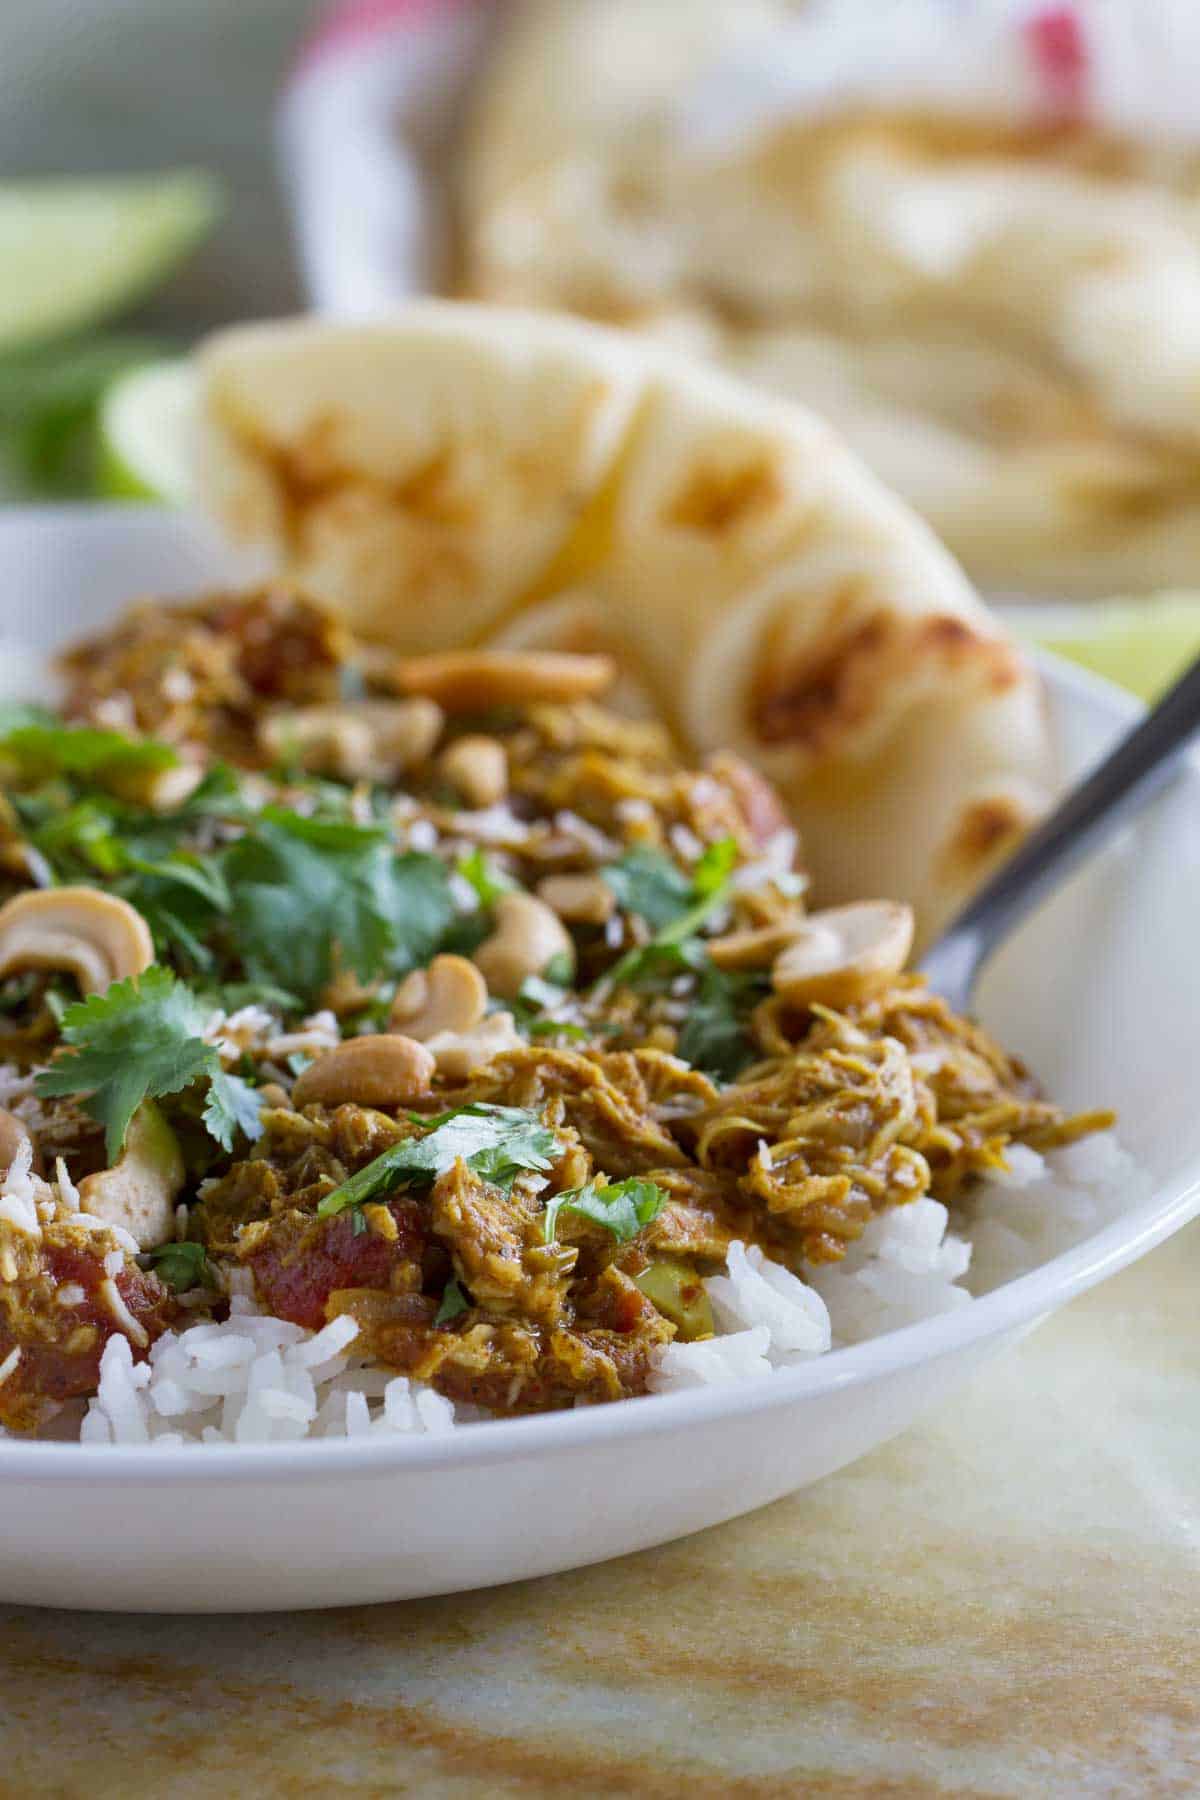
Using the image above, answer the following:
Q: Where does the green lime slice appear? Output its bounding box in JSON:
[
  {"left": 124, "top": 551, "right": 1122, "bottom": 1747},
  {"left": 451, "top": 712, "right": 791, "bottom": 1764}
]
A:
[
  {"left": 97, "top": 359, "right": 198, "bottom": 503},
  {"left": 0, "top": 171, "right": 220, "bottom": 353},
  {"left": 1006, "top": 595, "right": 1200, "bottom": 703}
]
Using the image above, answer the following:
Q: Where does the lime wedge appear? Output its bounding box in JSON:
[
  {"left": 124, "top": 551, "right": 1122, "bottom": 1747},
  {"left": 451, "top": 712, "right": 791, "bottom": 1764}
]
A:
[
  {"left": 97, "top": 359, "right": 198, "bottom": 503},
  {"left": 1006, "top": 595, "right": 1200, "bottom": 703},
  {"left": 0, "top": 171, "right": 220, "bottom": 352}
]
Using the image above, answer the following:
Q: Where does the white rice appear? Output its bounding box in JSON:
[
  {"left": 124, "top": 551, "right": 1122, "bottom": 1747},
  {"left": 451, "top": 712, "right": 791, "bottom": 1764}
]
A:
[
  {"left": 81, "top": 1301, "right": 457, "bottom": 1447},
  {"left": 651, "top": 1132, "right": 1148, "bottom": 1391},
  {"left": 59, "top": 1131, "right": 1149, "bottom": 1442}
]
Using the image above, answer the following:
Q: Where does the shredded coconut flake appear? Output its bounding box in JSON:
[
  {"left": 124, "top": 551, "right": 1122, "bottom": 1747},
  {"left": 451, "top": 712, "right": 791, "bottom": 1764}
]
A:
[{"left": 98, "top": 1278, "right": 150, "bottom": 1350}]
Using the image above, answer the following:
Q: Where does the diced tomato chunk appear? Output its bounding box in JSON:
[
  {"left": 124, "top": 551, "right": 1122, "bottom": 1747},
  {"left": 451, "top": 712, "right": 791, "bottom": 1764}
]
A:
[
  {"left": 247, "top": 1200, "right": 426, "bottom": 1329},
  {"left": 0, "top": 1237, "right": 173, "bottom": 1433}
]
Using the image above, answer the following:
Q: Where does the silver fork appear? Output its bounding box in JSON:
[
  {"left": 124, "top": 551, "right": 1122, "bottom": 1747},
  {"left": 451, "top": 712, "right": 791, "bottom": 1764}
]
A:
[{"left": 920, "top": 653, "right": 1200, "bottom": 1013}]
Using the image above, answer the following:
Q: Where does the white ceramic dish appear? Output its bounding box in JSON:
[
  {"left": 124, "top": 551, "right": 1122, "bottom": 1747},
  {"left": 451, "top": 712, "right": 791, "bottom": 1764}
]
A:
[{"left": 2, "top": 505, "right": 1199, "bottom": 1614}]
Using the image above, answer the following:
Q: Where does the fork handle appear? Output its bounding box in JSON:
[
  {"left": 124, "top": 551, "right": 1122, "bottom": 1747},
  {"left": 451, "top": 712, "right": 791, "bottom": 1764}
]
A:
[{"left": 920, "top": 651, "right": 1200, "bottom": 1005}]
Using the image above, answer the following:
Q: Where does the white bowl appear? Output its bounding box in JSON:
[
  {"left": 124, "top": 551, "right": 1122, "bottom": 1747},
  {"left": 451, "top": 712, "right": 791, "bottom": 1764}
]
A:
[{"left": 2, "top": 505, "right": 1198, "bottom": 1614}]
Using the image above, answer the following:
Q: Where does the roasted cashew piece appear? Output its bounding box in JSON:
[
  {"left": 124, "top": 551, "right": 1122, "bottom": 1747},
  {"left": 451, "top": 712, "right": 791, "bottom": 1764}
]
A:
[
  {"left": 771, "top": 901, "right": 914, "bottom": 1010},
  {"left": 78, "top": 1102, "right": 185, "bottom": 1251},
  {"left": 0, "top": 887, "right": 154, "bottom": 995},
  {"left": 108, "top": 763, "right": 205, "bottom": 813},
  {"left": 291, "top": 1034, "right": 436, "bottom": 1108},
  {"left": 0, "top": 1109, "right": 42, "bottom": 1181},
  {"left": 389, "top": 650, "right": 615, "bottom": 712},
  {"left": 424, "top": 1012, "right": 524, "bottom": 1082},
  {"left": 259, "top": 697, "right": 443, "bottom": 781},
  {"left": 473, "top": 892, "right": 574, "bottom": 1000},
  {"left": 439, "top": 735, "right": 509, "bottom": 808},
  {"left": 705, "top": 923, "right": 808, "bottom": 970},
  {"left": 390, "top": 955, "right": 488, "bottom": 1040},
  {"left": 535, "top": 873, "right": 616, "bottom": 926}
]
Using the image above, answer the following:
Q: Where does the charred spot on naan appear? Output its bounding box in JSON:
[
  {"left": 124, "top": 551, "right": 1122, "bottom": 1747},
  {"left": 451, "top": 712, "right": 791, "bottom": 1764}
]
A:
[
  {"left": 934, "top": 786, "right": 1037, "bottom": 899},
  {"left": 663, "top": 454, "right": 787, "bottom": 538},
  {"left": 749, "top": 606, "right": 1025, "bottom": 758}
]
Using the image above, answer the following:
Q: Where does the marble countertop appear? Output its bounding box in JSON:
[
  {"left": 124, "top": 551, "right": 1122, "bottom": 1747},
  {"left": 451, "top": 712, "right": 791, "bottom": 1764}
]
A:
[{"left": 5, "top": 1216, "right": 1199, "bottom": 1798}]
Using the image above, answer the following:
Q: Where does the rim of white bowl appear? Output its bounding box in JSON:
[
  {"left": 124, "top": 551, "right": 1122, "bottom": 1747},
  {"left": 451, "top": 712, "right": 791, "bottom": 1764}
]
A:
[{"left": 1, "top": 615, "right": 1195, "bottom": 1481}]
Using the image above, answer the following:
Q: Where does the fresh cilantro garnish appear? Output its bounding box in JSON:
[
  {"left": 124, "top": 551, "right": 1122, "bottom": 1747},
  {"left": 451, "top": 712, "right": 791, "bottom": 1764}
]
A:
[
  {"left": 602, "top": 837, "right": 739, "bottom": 990},
  {"left": 511, "top": 971, "right": 589, "bottom": 1044},
  {"left": 603, "top": 929, "right": 706, "bottom": 995},
  {"left": 435, "top": 1278, "right": 470, "bottom": 1326},
  {"left": 24, "top": 796, "right": 126, "bottom": 876},
  {"left": 202, "top": 1069, "right": 264, "bottom": 1153},
  {"left": 0, "top": 718, "right": 178, "bottom": 785},
  {"left": 541, "top": 949, "right": 575, "bottom": 986},
  {"left": 34, "top": 967, "right": 259, "bottom": 1160},
  {"left": 143, "top": 1240, "right": 218, "bottom": 1293},
  {"left": 223, "top": 808, "right": 453, "bottom": 1002},
  {"left": 36, "top": 968, "right": 216, "bottom": 1161},
  {"left": 455, "top": 847, "right": 521, "bottom": 909},
  {"left": 316, "top": 1103, "right": 558, "bottom": 1219},
  {"left": 117, "top": 852, "right": 232, "bottom": 973},
  {"left": 692, "top": 836, "right": 739, "bottom": 897},
  {"left": 676, "top": 964, "right": 766, "bottom": 1082},
  {"left": 601, "top": 847, "right": 692, "bottom": 932},
  {"left": 543, "top": 1177, "right": 667, "bottom": 1246}
]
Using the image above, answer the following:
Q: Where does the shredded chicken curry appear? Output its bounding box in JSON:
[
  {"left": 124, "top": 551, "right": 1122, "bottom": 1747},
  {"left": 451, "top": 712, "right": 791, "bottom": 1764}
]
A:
[{"left": 0, "top": 589, "right": 1109, "bottom": 1432}]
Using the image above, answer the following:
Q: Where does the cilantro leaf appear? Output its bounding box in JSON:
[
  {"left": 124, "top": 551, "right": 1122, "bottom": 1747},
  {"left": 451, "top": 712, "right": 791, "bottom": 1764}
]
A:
[
  {"left": 692, "top": 836, "right": 739, "bottom": 898},
  {"left": 601, "top": 936, "right": 704, "bottom": 994},
  {"left": 603, "top": 836, "right": 740, "bottom": 991},
  {"left": 317, "top": 1103, "right": 558, "bottom": 1219},
  {"left": 511, "top": 971, "right": 589, "bottom": 1044},
  {"left": 435, "top": 1278, "right": 470, "bottom": 1326},
  {"left": 223, "top": 810, "right": 452, "bottom": 1002},
  {"left": 116, "top": 851, "right": 232, "bottom": 973},
  {"left": 543, "top": 1178, "right": 667, "bottom": 1246},
  {"left": 24, "top": 796, "right": 126, "bottom": 877},
  {"left": 601, "top": 848, "right": 692, "bottom": 932},
  {"left": 202, "top": 1070, "right": 264, "bottom": 1153},
  {"left": 455, "top": 848, "right": 521, "bottom": 909},
  {"left": 0, "top": 718, "right": 178, "bottom": 785},
  {"left": 33, "top": 967, "right": 263, "bottom": 1159},
  {"left": 676, "top": 963, "right": 766, "bottom": 1082},
  {"left": 143, "top": 1240, "right": 217, "bottom": 1293},
  {"left": 36, "top": 967, "right": 216, "bottom": 1161}
]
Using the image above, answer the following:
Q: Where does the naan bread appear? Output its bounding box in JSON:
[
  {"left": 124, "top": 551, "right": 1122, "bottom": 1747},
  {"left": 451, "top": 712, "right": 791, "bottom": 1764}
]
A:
[
  {"left": 198, "top": 308, "right": 643, "bottom": 652},
  {"left": 196, "top": 304, "right": 1053, "bottom": 943},
  {"left": 459, "top": 1, "right": 1200, "bottom": 596}
]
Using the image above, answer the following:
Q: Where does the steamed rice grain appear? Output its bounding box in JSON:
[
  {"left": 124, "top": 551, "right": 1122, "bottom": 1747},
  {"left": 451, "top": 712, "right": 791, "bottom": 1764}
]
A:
[{"left": 76, "top": 1132, "right": 1146, "bottom": 1442}]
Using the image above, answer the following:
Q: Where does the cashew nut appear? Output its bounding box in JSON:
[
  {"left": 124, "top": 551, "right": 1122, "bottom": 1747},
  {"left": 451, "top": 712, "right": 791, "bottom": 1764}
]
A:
[
  {"left": 389, "top": 650, "right": 615, "bottom": 712},
  {"left": 78, "top": 1102, "right": 185, "bottom": 1251},
  {"left": 708, "top": 922, "right": 809, "bottom": 970},
  {"left": 424, "top": 1011, "right": 524, "bottom": 1082},
  {"left": 439, "top": 735, "right": 508, "bottom": 808},
  {"left": 291, "top": 1034, "right": 436, "bottom": 1109},
  {"left": 259, "top": 697, "right": 443, "bottom": 780},
  {"left": 390, "top": 955, "right": 488, "bottom": 1040},
  {"left": 0, "top": 887, "right": 154, "bottom": 995},
  {"left": 0, "top": 1109, "right": 42, "bottom": 1181},
  {"left": 473, "top": 892, "right": 575, "bottom": 1000},
  {"left": 770, "top": 901, "right": 914, "bottom": 1010},
  {"left": 110, "top": 762, "right": 205, "bottom": 813},
  {"left": 536, "top": 873, "right": 616, "bottom": 926}
]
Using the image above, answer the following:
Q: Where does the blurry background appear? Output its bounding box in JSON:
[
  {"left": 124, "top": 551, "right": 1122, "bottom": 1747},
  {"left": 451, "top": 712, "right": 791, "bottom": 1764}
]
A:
[
  {"left": 1, "top": 0, "right": 318, "bottom": 327},
  {"left": 4, "top": 0, "right": 1200, "bottom": 697}
]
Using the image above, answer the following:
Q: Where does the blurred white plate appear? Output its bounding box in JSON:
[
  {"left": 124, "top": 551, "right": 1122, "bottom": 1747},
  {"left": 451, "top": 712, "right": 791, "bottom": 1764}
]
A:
[{"left": 1, "top": 505, "right": 1198, "bottom": 1614}]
